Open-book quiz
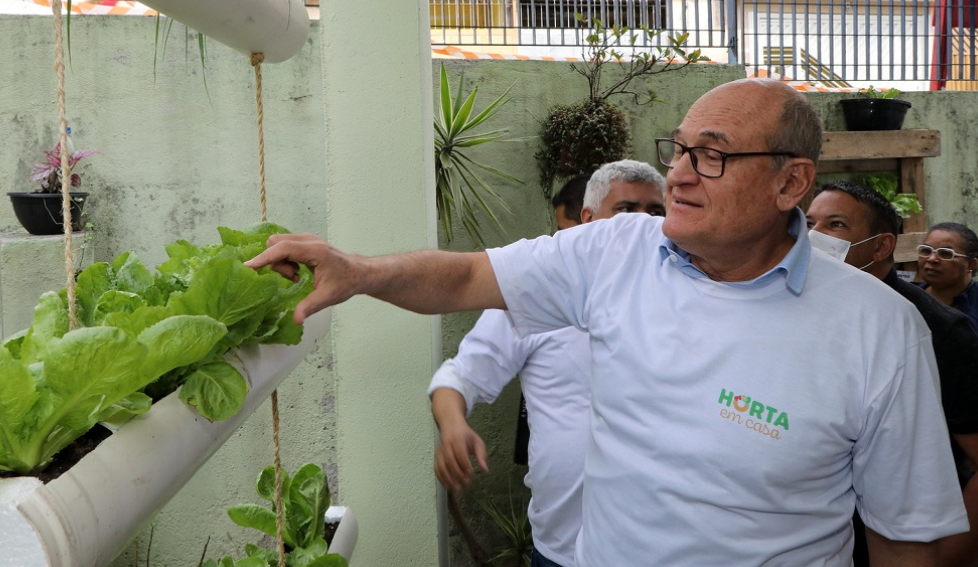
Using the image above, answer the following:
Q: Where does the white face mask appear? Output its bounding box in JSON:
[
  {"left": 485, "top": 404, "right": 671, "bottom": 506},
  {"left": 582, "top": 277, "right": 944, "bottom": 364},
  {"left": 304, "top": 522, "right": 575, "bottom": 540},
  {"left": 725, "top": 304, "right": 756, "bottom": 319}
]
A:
[
  {"left": 808, "top": 230, "right": 881, "bottom": 270},
  {"left": 808, "top": 230, "right": 851, "bottom": 261}
]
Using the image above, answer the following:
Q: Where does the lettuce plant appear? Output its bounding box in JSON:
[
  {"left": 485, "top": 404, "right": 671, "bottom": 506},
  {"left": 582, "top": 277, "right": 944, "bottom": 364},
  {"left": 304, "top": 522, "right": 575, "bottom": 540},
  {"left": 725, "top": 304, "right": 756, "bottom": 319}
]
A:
[
  {"left": 0, "top": 223, "right": 312, "bottom": 475},
  {"left": 204, "top": 463, "right": 348, "bottom": 567}
]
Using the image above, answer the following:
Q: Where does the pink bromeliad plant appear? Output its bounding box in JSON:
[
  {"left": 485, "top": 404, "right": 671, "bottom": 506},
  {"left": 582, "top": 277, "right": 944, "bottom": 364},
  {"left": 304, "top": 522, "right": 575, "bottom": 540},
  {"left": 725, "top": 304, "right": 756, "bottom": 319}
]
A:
[{"left": 29, "top": 142, "right": 99, "bottom": 193}]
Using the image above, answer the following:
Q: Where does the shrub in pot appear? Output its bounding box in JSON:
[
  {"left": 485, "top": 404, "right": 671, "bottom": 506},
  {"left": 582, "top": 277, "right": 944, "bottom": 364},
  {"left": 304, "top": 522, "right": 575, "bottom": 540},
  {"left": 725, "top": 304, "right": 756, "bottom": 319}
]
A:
[{"left": 535, "top": 15, "right": 708, "bottom": 201}]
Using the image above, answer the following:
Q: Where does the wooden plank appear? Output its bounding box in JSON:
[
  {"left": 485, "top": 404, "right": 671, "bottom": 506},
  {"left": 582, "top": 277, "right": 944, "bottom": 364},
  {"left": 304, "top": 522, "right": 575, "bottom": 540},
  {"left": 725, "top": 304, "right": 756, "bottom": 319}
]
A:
[
  {"left": 816, "top": 158, "right": 899, "bottom": 174},
  {"left": 895, "top": 232, "right": 926, "bottom": 263},
  {"left": 820, "top": 130, "right": 941, "bottom": 161},
  {"left": 900, "top": 159, "right": 927, "bottom": 233}
]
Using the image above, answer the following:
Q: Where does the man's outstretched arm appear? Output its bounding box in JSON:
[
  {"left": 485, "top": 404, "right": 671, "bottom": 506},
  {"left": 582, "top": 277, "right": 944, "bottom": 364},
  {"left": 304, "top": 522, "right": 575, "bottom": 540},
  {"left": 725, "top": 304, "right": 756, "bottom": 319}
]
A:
[{"left": 245, "top": 233, "right": 505, "bottom": 323}]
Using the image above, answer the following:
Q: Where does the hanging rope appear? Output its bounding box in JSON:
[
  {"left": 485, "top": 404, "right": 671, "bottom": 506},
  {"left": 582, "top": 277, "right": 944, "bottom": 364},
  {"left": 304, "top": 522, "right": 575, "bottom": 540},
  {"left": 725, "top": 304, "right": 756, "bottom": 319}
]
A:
[
  {"left": 51, "top": 0, "right": 77, "bottom": 330},
  {"left": 251, "top": 52, "right": 268, "bottom": 223},
  {"left": 252, "top": 51, "right": 285, "bottom": 567}
]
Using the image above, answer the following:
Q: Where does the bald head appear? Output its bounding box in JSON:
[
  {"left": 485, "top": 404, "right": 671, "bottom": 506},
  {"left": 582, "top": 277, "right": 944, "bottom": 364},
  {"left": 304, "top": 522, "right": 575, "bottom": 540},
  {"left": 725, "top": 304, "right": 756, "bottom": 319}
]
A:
[{"left": 692, "top": 79, "right": 823, "bottom": 166}]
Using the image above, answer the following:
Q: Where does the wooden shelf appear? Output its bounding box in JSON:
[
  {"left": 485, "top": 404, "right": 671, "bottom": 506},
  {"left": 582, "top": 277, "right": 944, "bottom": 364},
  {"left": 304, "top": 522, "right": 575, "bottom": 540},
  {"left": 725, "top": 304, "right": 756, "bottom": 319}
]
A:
[
  {"left": 816, "top": 129, "right": 940, "bottom": 235},
  {"left": 821, "top": 130, "right": 940, "bottom": 162},
  {"left": 812, "top": 130, "right": 941, "bottom": 275}
]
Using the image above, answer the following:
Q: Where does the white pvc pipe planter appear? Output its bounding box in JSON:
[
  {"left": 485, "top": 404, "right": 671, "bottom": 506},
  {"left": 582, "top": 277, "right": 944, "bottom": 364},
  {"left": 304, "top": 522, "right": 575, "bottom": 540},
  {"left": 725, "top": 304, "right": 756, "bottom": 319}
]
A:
[
  {"left": 0, "top": 309, "right": 353, "bottom": 567},
  {"left": 137, "top": 0, "right": 310, "bottom": 64}
]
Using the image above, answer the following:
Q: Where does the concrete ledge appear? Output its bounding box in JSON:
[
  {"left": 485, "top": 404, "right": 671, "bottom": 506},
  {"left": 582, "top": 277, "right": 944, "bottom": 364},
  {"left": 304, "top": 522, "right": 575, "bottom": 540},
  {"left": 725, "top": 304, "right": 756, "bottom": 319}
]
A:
[{"left": 0, "top": 231, "right": 92, "bottom": 338}]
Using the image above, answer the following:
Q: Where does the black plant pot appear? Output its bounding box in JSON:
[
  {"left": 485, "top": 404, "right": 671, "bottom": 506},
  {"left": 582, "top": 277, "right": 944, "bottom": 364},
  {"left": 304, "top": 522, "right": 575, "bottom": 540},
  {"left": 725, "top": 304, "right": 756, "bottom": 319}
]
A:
[
  {"left": 839, "top": 98, "right": 912, "bottom": 131},
  {"left": 8, "top": 192, "right": 88, "bottom": 235}
]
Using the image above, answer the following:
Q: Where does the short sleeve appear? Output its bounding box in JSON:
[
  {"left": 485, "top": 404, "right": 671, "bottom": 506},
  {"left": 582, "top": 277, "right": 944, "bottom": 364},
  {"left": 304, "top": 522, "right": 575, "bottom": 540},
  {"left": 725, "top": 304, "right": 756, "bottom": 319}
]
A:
[
  {"left": 487, "top": 215, "right": 655, "bottom": 338},
  {"left": 852, "top": 332, "right": 969, "bottom": 541}
]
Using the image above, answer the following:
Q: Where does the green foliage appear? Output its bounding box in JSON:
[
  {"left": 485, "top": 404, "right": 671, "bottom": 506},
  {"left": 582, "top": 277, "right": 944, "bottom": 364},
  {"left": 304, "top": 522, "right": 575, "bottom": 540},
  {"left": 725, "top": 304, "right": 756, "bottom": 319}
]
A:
[
  {"left": 856, "top": 173, "right": 923, "bottom": 218},
  {"left": 478, "top": 494, "right": 532, "bottom": 567},
  {"left": 862, "top": 85, "right": 901, "bottom": 99},
  {"left": 206, "top": 463, "right": 348, "bottom": 567},
  {"left": 537, "top": 15, "right": 708, "bottom": 198},
  {"left": 0, "top": 223, "right": 312, "bottom": 475},
  {"left": 571, "top": 14, "right": 710, "bottom": 105},
  {"left": 536, "top": 98, "right": 630, "bottom": 199},
  {"left": 434, "top": 63, "right": 522, "bottom": 247}
]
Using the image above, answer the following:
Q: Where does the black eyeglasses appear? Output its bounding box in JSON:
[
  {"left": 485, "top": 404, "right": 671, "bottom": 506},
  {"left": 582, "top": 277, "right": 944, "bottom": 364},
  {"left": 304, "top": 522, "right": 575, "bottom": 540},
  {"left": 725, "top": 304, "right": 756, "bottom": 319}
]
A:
[
  {"left": 917, "top": 244, "right": 972, "bottom": 261},
  {"left": 654, "top": 138, "right": 799, "bottom": 179}
]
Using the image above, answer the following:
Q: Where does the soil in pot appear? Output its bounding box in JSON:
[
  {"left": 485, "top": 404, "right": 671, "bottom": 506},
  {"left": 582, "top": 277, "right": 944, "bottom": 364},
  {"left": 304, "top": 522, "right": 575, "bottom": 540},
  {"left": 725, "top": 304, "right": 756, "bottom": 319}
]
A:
[
  {"left": 840, "top": 98, "right": 912, "bottom": 131},
  {"left": 7, "top": 192, "right": 88, "bottom": 236},
  {"left": 0, "top": 424, "right": 111, "bottom": 483}
]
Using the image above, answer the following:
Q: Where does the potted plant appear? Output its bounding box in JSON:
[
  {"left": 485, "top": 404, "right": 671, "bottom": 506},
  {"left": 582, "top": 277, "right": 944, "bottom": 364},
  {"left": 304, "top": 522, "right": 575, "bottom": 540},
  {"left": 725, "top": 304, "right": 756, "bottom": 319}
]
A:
[
  {"left": 535, "top": 15, "right": 708, "bottom": 201},
  {"left": 8, "top": 138, "right": 98, "bottom": 235},
  {"left": 839, "top": 86, "right": 912, "bottom": 131}
]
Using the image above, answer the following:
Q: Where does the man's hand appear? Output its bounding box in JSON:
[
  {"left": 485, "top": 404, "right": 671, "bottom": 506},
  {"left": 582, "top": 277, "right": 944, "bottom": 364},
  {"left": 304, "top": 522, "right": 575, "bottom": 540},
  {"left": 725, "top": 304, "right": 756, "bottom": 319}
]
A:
[
  {"left": 245, "top": 233, "right": 363, "bottom": 324},
  {"left": 245, "top": 234, "right": 505, "bottom": 323},
  {"left": 432, "top": 388, "right": 488, "bottom": 492}
]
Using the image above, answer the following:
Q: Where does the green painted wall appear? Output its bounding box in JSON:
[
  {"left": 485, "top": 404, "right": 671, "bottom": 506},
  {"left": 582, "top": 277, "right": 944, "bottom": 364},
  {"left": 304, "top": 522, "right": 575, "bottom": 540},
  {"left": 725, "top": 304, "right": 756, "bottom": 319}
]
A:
[{"left": 3, "top": 8, "right": 978, "bottom": 567}]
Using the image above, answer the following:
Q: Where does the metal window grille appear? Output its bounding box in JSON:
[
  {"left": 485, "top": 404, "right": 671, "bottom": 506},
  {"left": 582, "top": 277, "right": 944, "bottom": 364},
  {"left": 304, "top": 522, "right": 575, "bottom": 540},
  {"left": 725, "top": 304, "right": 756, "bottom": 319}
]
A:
[{"left": 429, "top": 0, "right": 978, "bottom": 90}]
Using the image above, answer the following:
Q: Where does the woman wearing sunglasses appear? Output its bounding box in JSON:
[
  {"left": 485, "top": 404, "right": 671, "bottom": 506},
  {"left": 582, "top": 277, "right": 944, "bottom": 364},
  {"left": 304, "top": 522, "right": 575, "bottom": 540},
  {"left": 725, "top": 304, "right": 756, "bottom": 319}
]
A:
[{"left": 917, "top": 222, "right": 978, "bottom": 330}]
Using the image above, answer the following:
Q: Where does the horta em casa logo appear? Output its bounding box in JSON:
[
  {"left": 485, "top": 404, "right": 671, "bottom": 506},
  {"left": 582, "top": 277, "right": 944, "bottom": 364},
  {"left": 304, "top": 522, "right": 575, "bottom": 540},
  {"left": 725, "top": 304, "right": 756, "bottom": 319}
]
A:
[{"left": 718, "top": 388, "right": 789, "bottom": 440}]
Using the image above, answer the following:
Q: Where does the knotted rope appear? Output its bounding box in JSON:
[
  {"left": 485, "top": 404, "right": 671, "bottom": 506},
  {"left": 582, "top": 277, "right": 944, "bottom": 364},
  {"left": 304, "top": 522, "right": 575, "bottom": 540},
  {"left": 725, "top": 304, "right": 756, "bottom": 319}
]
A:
[
  {"left": 51, "top": 0, "right": 77, "bottom": 329},
  {"left": 252, "top": 51, "right": 285, "bottom": 567}
]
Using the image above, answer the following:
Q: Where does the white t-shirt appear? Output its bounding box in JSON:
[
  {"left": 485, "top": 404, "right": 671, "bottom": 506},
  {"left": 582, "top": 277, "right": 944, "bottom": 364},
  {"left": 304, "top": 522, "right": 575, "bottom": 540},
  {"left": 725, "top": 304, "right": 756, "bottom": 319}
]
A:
[
  {"left": 486, "top": 211, "right": 968, "bottom": 567},
  {"left": 429, "top": 310, "right": 590, "bottom": 567}
]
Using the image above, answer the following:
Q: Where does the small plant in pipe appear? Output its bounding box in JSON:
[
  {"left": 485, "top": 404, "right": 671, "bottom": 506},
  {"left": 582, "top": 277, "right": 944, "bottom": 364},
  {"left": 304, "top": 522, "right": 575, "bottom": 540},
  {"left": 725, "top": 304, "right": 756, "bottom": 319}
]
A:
[
  {"left": 0, "top": 223, "right": 312, "bottom": 475},
  {"left": 203, "top": 463, "right": 348, "bottom": 567},
  {"left": 536, "top": 14, "right": 709, "bottom": 198},
  {"left": 29, "top": 141, "right": 98, "bottom": 193},
  {"left": 435, "top": 63, "right": 522, "bottom": 247}
]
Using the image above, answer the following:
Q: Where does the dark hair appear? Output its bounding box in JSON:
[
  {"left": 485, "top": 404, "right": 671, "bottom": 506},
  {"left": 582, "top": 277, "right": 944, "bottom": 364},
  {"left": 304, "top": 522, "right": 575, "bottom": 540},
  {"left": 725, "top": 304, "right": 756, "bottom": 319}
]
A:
[
  {"left": 814, "top": 180, "right": 902, "bottom": 236},
  {"left": 769, "top": 88, "right": 823, "bottom": 168},
  {"left": 928, "top": 222, "right": 978, "bottom": 259},
  {"left": 551, "top": 174, "right": 590, "bottom": 224}
]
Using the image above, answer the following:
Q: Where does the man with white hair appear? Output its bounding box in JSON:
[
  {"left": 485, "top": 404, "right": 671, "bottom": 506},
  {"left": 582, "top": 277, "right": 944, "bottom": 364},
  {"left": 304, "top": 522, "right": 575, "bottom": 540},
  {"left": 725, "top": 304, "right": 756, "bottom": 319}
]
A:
[
  {"left": 430, "top": 160, "right": 665, "bottom": 567},
  {"left": 248, "top": 79, "right": 967, "bottom": 565}
]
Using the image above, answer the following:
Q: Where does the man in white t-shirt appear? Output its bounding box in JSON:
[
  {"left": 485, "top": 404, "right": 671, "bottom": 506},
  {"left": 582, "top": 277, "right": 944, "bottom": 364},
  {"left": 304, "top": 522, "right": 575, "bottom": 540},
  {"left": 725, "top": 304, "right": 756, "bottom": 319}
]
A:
[
  {"left": 247, "top": 78, "right": 968, "bottom": 566},
  {"left": 429, "top": 160, "right": 666, "bottom": 567}
]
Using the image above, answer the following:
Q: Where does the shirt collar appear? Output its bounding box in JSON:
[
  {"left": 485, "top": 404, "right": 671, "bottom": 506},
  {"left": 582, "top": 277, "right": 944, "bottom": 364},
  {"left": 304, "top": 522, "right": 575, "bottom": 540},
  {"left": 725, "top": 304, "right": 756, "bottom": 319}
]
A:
[{"left": 657, "top": 208, "right": 811, "bottom": 295}]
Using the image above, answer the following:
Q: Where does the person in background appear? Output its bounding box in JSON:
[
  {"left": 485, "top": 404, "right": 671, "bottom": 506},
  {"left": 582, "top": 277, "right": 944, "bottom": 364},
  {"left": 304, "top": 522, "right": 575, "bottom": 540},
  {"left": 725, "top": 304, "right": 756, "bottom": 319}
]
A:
[
  {"left": 550, "top": 174, "right": 590, "bottom": 232},
  {"left": 917, "top": 221, "right": 978, "bottom": 330},
  {"left": 429, "top": 160, "right": 666, "bottom": 567},
  {"left": 511, "top": 174, "right": 593, "bottom": 469},
  {"left": 806, "top": 180, "right": 978, "bottom": 567},
  {"left": 246, "top": 79, "right": 968, "bottom": 566}
]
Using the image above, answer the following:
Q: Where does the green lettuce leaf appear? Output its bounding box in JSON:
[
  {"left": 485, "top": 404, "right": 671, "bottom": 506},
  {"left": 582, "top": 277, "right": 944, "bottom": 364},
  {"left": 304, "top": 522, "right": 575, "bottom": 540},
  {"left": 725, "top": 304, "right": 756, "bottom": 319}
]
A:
[{"left": 178, "top": 360, "right": 248, "bottom": 422}]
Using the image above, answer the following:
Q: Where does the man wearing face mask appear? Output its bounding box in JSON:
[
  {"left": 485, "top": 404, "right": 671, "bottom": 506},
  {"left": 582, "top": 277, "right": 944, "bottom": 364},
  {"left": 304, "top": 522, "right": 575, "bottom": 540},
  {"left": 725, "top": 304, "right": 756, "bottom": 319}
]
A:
[{"left": 807, "top": 180, "right": 978, "bottom": 567}]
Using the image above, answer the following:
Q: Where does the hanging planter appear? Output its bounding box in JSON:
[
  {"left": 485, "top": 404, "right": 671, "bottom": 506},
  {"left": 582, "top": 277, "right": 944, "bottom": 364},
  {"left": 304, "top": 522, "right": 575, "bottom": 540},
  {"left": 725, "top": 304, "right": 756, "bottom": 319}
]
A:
[
  {"left": 138, "top": 0, "right": 310, "bottom": 63},
  {"left": 0, "top": 310, "right": 342, "bottom": 567},
  {"left": 7, "top": 192, "right": 87, "bottom": 235}
]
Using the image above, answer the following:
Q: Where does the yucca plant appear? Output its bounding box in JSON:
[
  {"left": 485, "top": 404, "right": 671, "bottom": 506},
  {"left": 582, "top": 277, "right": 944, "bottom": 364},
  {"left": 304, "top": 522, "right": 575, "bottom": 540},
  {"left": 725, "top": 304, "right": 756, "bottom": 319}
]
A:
[
  {"left": 434, "top": 63, "right": 521, "bottom": 246},
  {"left": 478, "top": 493, "right": 532, "bottom": 567}
]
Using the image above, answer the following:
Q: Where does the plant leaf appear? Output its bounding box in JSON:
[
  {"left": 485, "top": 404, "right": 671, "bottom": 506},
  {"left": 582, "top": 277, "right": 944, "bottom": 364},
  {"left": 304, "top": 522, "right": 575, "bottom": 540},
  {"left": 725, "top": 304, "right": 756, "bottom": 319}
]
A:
[{"left": 178, "top": 360, "right": 248, "bottom": 422}]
